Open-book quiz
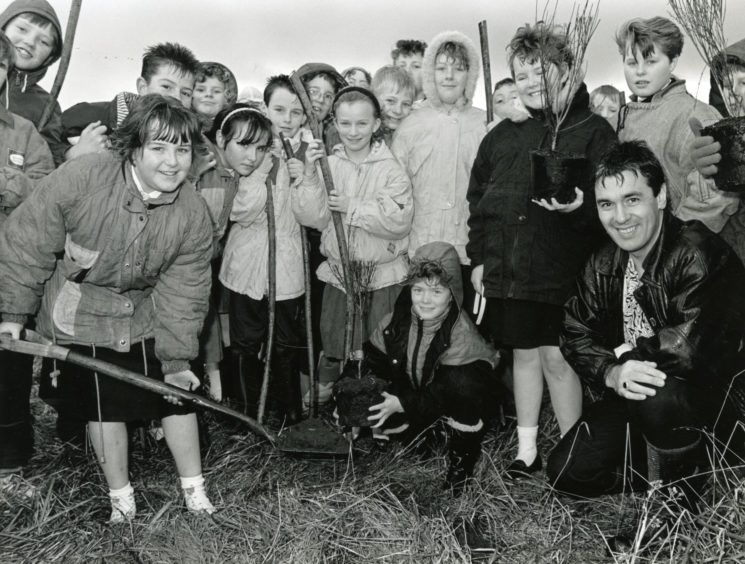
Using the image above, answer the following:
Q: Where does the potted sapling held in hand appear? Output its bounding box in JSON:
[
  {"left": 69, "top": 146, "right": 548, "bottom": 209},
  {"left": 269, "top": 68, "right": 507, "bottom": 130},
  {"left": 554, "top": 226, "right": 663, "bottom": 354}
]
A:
[
  {"left": 669, "top": 0, "right": 745, "bottom": 192},
  {"left": 516, "top": 2, "right": 599, "bottom": 203}
]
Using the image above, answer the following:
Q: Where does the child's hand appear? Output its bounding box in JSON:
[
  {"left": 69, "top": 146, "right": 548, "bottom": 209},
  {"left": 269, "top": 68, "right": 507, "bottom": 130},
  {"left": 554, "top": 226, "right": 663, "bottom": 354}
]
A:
[
  {"left": 327, "top": 190, "right": 349, "bottom": 213},
  {"left": 303, "top": 139, "right": 325, "bottom": 178},
  {"left": 368, "top": 392, "right": 404, "bottom": 428},
  {"left": 66, "top": 121, "right": 108, "bottom": 160},
  {"left": 286, "top": 158, "right": 304, "bottom": 181},
  {"left": 689, "top": 117, "right": 721, "bottom": 178}
]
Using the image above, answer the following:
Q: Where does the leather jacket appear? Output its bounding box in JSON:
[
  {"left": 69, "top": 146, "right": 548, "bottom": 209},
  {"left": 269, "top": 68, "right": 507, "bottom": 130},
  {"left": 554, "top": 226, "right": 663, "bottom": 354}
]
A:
[{"left": 562, "top": 213, "right": 745, "bottom": 397}]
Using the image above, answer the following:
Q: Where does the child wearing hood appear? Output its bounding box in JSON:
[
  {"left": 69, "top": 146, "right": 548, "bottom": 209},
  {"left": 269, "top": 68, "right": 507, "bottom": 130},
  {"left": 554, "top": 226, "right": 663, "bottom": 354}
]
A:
[
  {"left": 616, "top": 17, "right": 739, "bottom": 234},
  {"left": 0, "top": 0, "right": 65, "bottom": 164},
  {"left": 391, "top": 31, "right": 486, "bottom": 307},
  {"left": 341, "top": 241, "right": 499, "bottom": 493}
]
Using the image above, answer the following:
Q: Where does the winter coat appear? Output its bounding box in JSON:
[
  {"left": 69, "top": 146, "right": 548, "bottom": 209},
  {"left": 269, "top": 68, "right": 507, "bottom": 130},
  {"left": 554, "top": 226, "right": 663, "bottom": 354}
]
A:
[
  {"left": 62, "top": 92, "right": 137, "bottom": 146},
  {"left": 562, "top": 213, "right": 745, "bottom": 398},
  {"left": 293, "top": 139, "right": 413, "bottom": 292},
  {"left": 220, "top": 134, "right": 308, "bottom": 301},
  {"left": 467, "top": 84, "right": 616, "bottom": 306},
  {"left": 195, "top": 138, "right": 238, "bottom": 258},
  {"left": 0, "top": 103, "right": 54, "bottom": 224},
  {"left": 346, "top": 242, "right": 498, "bottom": 429},
  {"left": 618, "top": 78, "right": 738, "bottom": 232},
  {"left": 391, "top": 30, "right": 486, "bottom": 265},
  {"left": 0, "top": 152, "right": 214, "bottom": 375},
  {"left": 0, "top": 0, "right": 65, "bottom": 165}
]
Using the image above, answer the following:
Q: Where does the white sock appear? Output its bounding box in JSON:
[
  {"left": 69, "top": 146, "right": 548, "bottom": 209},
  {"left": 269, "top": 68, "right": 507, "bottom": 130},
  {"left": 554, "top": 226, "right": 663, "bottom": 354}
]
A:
[
  {"left": 109, "top": 482, "right": 136, "bottom": 522},
  {"left": 180, "top": 474, "right": 215, "bottom": 514},
  {"left": 516, "top": 425, "right": 538, "bottom": 465}
]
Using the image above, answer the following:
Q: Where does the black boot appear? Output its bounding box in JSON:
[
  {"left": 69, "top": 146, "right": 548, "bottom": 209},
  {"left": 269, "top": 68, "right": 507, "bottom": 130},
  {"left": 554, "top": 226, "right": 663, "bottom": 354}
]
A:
[
  {"left": 228, "top": 351, "right": 263, "bottom": 418},
  {"left": 270, "top": 346, "right": 303, "bottom": 426},
  {"left": 444, "top": 428, "right": 484, "bottom": 495}
]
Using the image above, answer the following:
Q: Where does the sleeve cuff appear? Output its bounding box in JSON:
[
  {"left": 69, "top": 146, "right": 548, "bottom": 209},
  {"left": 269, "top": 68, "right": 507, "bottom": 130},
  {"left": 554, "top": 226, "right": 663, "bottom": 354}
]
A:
[
  {"left": 161, "top": 360, "right": 190, "bottom": 375},
  {"left": 2, "top": 313, "right": 28, "bottom": 325}
]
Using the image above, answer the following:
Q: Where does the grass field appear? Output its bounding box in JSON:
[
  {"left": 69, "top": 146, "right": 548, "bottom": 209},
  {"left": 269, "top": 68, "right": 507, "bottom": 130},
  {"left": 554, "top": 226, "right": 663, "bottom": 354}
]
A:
[{"left": 2, "top": 393, "right": 745, "bottom": 563}]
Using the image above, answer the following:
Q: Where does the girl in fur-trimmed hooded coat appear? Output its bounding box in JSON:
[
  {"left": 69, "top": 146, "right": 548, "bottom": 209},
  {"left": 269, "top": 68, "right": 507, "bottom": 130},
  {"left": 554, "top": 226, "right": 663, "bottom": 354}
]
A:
[{"left": 391, "top": 30, "right": 486, "bottom": 271}]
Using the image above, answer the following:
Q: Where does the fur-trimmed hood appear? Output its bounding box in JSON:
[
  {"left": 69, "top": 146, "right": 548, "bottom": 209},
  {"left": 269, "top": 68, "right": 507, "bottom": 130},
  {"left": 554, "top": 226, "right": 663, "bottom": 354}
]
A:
[{"left": 421, "top": 30, "right": 481, "bottom": 110}]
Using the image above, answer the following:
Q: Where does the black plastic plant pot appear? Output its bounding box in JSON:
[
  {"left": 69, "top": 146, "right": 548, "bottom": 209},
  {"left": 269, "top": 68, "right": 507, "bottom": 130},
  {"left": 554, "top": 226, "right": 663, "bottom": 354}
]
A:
[
  {"left": 334, "top": 375, "right": 388, "bottom": 427},
  {"left": 530, "top": 149, "right": 590, "bottom": 204},
  {"left": 701, "top": 116, "right": 745, "bottom": 193}
]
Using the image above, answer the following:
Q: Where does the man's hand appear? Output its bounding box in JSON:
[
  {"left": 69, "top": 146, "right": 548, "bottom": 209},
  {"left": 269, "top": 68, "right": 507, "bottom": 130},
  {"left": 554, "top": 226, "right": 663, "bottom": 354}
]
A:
[
  {"left": 368, "top": 391, "right": 404, "bottom": 428},
  {"left": 689, "top": 117, "right": 721, "bottom": 178},
  {"left": 0, "top": 321, "right": 23, "bottom": 340},
  {"left": 66, "top": 121, "right": 109, "bottom": 160},
  {"left": 533, "top": 187, "right": 584, "bottom": 213},
  {"left": 605, "top": 360, "right": 666, "bottom": 400},
  {"left": 163, "top": 370, "right": 200, "bottom": 405}
]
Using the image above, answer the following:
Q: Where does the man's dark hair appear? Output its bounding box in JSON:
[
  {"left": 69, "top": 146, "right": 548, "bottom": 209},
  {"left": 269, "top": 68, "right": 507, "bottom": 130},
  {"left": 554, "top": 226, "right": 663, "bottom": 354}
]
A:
[
  {"left": 141, "top": 42, "right": 200, "bottom": 83},
  {"left": 595, "top": 140, "right": 666, "bottom": 196},
  {"left": 391, "top": 39, "right": 427, "bottom": 61},
  {"left": 110, "top": 94, "right": 202, "bottom": 162},
  {"left": 264, "top": 74, "right": 298, "bottom": 106},
  {"left": 493, "top": 77, "right": 515, "bottom": 93}
]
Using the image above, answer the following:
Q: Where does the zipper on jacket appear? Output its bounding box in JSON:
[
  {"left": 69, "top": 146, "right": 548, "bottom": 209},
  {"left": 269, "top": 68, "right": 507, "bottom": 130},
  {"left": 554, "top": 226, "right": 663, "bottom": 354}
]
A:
[{"left": 410, "top": 317, "right": 424, "bottom": 390}]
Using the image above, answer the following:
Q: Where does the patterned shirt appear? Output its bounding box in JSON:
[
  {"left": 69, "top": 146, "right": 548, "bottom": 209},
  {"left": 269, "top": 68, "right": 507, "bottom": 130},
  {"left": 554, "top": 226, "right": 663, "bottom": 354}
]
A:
[{"left": 622, "top": 258, "right": 654, "bottom": 346}]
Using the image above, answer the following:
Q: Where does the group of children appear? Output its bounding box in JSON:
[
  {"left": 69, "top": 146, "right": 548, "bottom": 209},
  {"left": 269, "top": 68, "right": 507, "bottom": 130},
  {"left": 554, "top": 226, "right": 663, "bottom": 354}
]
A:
[{"left": 1, "top": 0, "right": 744, "bottom": 521}]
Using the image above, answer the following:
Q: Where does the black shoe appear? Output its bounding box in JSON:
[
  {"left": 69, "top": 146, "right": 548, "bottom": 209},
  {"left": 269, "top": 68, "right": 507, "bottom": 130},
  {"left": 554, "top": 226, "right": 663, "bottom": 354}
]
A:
[{"left": 504, "top": 455, "right": 542, "bottom": 481}]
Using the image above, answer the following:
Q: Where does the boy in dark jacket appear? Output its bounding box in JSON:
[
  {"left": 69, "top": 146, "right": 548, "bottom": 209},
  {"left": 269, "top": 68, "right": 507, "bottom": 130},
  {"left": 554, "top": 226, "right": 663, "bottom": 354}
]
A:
[
  {"left": 63, "top": 42, "right": 200, "bottom": 161},
  {"left": 0, "top": 0, "right": 64, "bottom": 164},
  {"left": 339, "top": 242, "right": 499, "bottom": 493}
]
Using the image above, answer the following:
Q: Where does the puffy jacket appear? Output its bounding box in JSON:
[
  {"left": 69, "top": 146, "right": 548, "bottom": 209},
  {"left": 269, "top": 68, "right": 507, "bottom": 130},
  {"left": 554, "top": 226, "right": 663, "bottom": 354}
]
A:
[
  {"left": 0, "top": 103, "right": 54, "bottom": 223},
  {"left": 562, "top": 213, "right": 745, "bottom": 397},
  {"left": 293, "top": 139, "right": 413, "bottom": 291},
  {"left": 618, "top": 78, "right": 738, "bottom": 232},
  {"left": 0, "top": 152, "right": 213, "bottom": 374},
  {"left": 344, "top": 242, "right": 497, "bottom": 428},
  {"left": 220, "top": 136, "right": 307, "bottom": 301},
  {"left": 467, "top": 84, "right": 616, "bottom": 306},
  {"left": 391, "top": 30, "right": 486, "bottom": 265},
  {"left": 0, "top": 0, "right": 65, "bottom": 164}
]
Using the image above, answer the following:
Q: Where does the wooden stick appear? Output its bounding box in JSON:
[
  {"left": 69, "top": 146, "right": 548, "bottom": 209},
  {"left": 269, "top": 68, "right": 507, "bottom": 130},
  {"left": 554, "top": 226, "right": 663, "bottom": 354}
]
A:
[
  {"left": 39, "top": 0, "right": 83, "bottom": 131},
  {"left": 288, "top": 72, "right": 355, "bottom": 360},
  {"left": 478, "top": 20, "right": 494, "bottom": 124},
  {"left": 257, "top": 177, "right": 277, "bottom": 424},
  {"left": 0, "top": 334, "right": 276, "bottom": 443}
]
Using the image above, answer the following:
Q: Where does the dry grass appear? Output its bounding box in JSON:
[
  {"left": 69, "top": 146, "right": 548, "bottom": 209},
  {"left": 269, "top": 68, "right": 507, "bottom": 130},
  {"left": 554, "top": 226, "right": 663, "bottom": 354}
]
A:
[{"left": 2, "top": 394, "right": 745, "bottom": 563}]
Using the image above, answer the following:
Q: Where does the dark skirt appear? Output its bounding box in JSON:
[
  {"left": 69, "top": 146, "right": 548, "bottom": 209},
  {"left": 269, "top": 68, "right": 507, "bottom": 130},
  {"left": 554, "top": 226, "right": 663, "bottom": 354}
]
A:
[
  {"left": 484, "top": 298, "right": 564, "bottom": 349},
  {"left": 44, "top": 339, "right": 193, "bottom": 423}
]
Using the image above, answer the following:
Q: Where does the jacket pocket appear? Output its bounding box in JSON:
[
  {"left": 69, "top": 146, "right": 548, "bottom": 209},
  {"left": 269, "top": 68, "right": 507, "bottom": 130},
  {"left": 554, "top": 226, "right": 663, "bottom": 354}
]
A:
[{"left": 61, "top": 234, "right": 100, "bottom": 282}]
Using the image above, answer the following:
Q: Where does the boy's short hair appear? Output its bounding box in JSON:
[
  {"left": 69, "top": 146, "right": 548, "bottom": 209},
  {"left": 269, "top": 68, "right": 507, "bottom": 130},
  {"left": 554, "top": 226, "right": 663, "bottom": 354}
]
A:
[
  {"left": 0, "top": 30, "right": 16, "bottom": 66},
  {"left": 371, "top": 65, "right": 415, "bottom": 99},
  {"left": 590, "top": 84, "right": 624, "bottom": 107},
  {"left": 391, "top": 39, "right": 427, "bottom": 61},
  {"left": 301, "top": 70, "right": 344, "bottom": 93},
  {"left": 493, "top": 77, "right": 515, "bottom": 93},
  {"left": 110, "top": 94, "right": 202, "bottom": 163},
  {"left": 595, "top": 140, "right": 666, "bottom": 196},
  {"left": 342, "top": 66, "right": 372, "bottom": 85},
  {"left": 141, "top": 42, "right": 200, "bottom": 83},
  {"left": 508, "top": 22, "right": 573, "bottom": 75},
  {"left": 615, "top": 17, "right": 684, "bottom": 60},
  {"left": 406, "top": 256, "right": 453, "bottom": 287},
  {"left": 435, "top": 41, "right": 470, "bottom": 70},
  {"left": 196, "top": 62, "right": 237, "bottom": 105},
  {"left": 263, "top": 74, "right": 298, "bottom": 106}
]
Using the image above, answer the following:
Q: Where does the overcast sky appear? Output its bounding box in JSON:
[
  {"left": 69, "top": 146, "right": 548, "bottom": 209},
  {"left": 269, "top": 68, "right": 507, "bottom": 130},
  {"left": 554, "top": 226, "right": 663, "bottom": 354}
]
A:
[{"left": 43, "top": 0, "right": 745, "bottom": 111}]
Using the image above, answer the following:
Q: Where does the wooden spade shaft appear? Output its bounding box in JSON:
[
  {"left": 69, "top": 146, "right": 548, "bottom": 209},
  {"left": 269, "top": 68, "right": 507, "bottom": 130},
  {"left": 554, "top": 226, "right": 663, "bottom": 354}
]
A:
[{"left": 0, "top": 335, "right": 276, "bottom": 444}]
